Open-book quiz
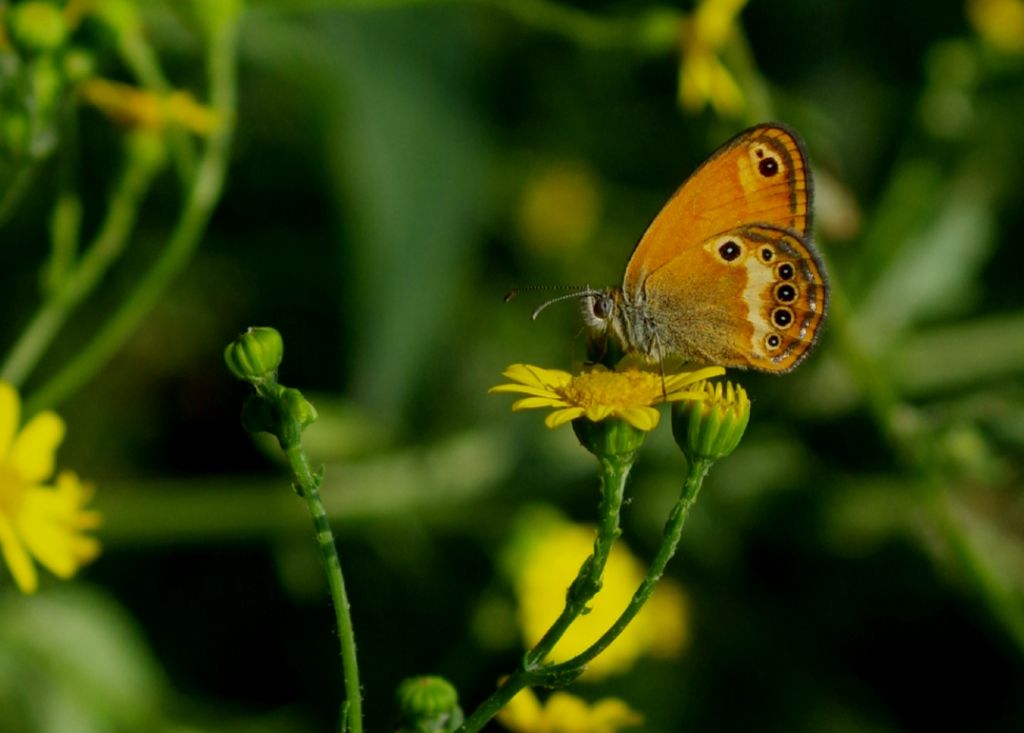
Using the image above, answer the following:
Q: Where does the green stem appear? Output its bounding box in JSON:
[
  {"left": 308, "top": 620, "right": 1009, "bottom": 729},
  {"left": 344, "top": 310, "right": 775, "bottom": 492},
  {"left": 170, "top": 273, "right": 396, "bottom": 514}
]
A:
[
  {"left": 285, "top": 442, "right": 364, "bottom": 733},
  {"left": 23, "top": 11, "right": 241, "bottom": 415},
  {"left": 458, "top": 668, "right": 537, "bottom": 733},
  {"left": 458, "top": 452, "right": 634, "bottom": 733},
  {"left": 0, "top": 137, "right": 162, "bottom": 388},
  {"left": 545, "top": 457, "right": 711, "bottom": 677},
  {"left": 525, "top": 455, "right": 632, "bottom": 668}
]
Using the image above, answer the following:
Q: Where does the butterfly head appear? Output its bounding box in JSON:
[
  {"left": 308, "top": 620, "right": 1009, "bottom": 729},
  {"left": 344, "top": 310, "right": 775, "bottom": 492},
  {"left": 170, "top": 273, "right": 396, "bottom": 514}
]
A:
[{"left": 580, "top": 287, "right": 648, "bottom": 363}]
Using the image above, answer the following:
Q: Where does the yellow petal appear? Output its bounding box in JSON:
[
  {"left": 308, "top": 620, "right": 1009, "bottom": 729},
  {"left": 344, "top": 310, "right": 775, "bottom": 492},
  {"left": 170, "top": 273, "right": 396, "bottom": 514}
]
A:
[
  {"left": 665, "top": 366, "right": 725, "bottom": 390},
  {"left": 17, "top": 484, "right": 100, "bottom": 578},
  {"left": 490, "top": 383, "right": 561, "bottom": 399},
  {"left": 589, "top": 697, "right": 644, "bottom": 730},
  {"left": 512, "top": 396, "right": 569, "bottom": 411},
  {"left": 501, "top": 364, "right": 573, "bottom": 390},
  {"left": 545, "top": 407, "right": 585, "bottom": 429},
  {"left": 544, "top": 692, "right": 592, "bottom": 730},
  {"left": 0, "top": 382, "right": 20, "bottom": 462},
  {"left": 584, "top": 405, "right": 614, "bottom": 422},
  {"left": 9, "top": 411, "right": 65, "bottom": 483},
  {"left": 616, "top": 406, "right": 660, "bottom": 431},
  {"left": 0, "top": 514, "right": 38, "bottom": 593}
]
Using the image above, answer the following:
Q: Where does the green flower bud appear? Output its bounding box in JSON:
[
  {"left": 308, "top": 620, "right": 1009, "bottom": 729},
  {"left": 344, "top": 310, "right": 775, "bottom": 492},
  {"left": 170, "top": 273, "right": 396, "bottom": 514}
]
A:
[
  {"left": 224, "top": 327, "right": 284, "bottom": 384},
  {"left": 275, "top": 387, "right": 317, "bottom": 448},
  {"left": 7, "top": 2, "right": 69, "bottom": 54},
  {"left": 672, "top": 380, "right": 750, "bottom": 463},
  {"left": 573, "top": 417, "right": 646, "bottom": 462},
  {"left": 396, "top": 676, "right": 464, "bottom": 733}
]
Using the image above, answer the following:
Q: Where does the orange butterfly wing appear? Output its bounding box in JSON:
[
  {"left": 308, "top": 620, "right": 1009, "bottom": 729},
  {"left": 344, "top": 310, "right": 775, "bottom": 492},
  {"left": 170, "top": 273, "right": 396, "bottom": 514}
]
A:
[
  {"left": 622, "top": 124, "right": 812, "bottom": 300},
  {"left": 639, "top": 225, "right": 828, "bottom": 371}
]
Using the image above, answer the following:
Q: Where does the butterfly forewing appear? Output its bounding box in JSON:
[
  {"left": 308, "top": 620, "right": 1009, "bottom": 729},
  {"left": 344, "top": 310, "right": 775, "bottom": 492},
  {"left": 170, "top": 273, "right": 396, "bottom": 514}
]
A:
[{"left": 623, "top": 124, "right": 812, "bottom": 298}]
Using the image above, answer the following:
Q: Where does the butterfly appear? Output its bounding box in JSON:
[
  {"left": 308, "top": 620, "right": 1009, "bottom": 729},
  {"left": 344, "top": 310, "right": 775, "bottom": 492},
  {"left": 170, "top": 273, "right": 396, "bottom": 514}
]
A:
[{"left": 581, "top": 123, "right": 828, "bottom": 373}]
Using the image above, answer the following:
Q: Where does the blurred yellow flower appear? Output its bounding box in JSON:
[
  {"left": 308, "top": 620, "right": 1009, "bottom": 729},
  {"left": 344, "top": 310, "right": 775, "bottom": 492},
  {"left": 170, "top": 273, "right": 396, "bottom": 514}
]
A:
[
  {"left": 518, "top": 162, "right": 602, "bottom": 256},
  {"left": 967, "top": 0, "right": 1024, "bottom": 53},
  {"left": 511, "top": 513, "right": 689, "bottom": 680},
  {"left": 498, "top": 687, "right": 642, "bottom": 733},
  {"left": 490, "top": 364, "right": 723, "bottom": 431},
  {"left": 678, "top": 0, "right": 749, "bottom": 116},
  {"left": 0, "top": 382, "right": 100, "bottom": 593},
  {"left": 79, "top": 78, "right": 219, "bottom": 135}
]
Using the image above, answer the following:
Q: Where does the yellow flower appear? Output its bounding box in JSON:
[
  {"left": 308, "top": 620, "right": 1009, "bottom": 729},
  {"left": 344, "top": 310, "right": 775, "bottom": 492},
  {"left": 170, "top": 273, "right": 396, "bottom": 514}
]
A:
[
  {"left": 0, "top": 382, "right": 100, "bottom": 593},
  {"left": 678, "top": 0, "right": 749, "bottom": 116},
  {"left": 79, "top": 78, "right": 219, "bottom": 135},
  {"left": 511, "top": 512, "right": 689, "bottom": 680},
  {"left": 498, "top": 687, "right": 642, "bottom": 733},
  {"left": 967, "top": 0, "right": 1024, "bottom": 53},
  {"left": 490, "top": 364, "right": 724, "bottom": 431}
]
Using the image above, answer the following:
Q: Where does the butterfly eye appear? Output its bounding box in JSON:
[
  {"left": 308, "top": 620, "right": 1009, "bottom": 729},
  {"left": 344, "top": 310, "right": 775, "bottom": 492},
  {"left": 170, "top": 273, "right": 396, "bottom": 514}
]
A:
[
  {"left": 772, "top": 307, "right": 794, "bottom": 328},
  {"left": 776, "top": 262, "right": 795, "bottom": 280},
  {"left": 774, "top": 283, "right": 797, "bottom": 303},
  {"left": 760, "top": 248, "right": 773, "bottom": 262},
  {"left": 718, "top": 240, "right": 742, "bottom": 262},
  {"left": 592, "top": 297, "right": 611, "bottom": 320},
  {"left": 764, "top": 333, "right": 782, "bottom": 351}
]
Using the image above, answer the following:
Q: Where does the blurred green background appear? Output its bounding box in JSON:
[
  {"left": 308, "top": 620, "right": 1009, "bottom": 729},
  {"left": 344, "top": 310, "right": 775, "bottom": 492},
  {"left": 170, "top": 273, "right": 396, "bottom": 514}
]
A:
[{"left": 1, "top": 0, "right": 1023, "bottom": 731}]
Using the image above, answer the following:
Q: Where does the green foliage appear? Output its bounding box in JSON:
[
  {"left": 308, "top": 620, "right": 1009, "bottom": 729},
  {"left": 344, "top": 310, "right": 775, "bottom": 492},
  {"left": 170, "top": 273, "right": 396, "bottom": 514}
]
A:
[{"left": 0, "top": 0, "right": 1023, "bottom": 731}]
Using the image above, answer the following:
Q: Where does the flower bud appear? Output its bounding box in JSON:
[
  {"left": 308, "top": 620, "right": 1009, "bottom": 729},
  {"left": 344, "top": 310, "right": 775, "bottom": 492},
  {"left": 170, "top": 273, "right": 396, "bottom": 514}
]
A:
[
  {"left": 572, "top": 416, "right": 646, "bottom": 462},
  {"left": 7, "top": 2, "right": 69, "bottom": 54},
  {"left": 672, "top": 380, "right": 750, "bottom": 463},
  {"left": 396, "top": 676, "right": 464, "bottom": 733},
  {"left": 224, "top": 327, "right": 283, "bottom": 384}
]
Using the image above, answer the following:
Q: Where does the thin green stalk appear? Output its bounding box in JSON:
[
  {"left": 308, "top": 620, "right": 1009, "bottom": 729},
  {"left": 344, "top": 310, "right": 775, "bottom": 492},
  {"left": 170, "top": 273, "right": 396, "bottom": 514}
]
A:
[
  {"left": 23, "top": 12, "right": 241, "bottom": 415},
  {"left": 285, "top": 442, "right": 364, "bottom": 733},
  {"left": 547, "top": 457, "right": 711, "bottom": 676},
  {"left": 0, "top": 138, "right": 162, "bottom": 387},
  {"left": 524, "top": 454, "right": 632, "bottom": 669},
  {"left": 459, "top": 452, "right": 634, "bottom": 733},
  {"left": 458, "top": 668, "right": 537, "bottom": 733}
]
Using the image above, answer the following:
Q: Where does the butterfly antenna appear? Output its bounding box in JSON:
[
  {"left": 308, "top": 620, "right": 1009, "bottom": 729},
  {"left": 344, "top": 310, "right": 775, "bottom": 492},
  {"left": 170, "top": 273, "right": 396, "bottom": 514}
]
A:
[
  {"left": 503, "top": 285, "right": 603, "bottom": 320},
  {"left": 530, "top": 289, "right": 603, "bottom": 320}
]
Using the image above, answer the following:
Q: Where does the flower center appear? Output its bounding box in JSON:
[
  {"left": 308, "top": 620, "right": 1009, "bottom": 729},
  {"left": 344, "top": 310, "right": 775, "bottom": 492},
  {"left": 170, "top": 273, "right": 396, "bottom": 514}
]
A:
[
  {"left": 561, "top": 370, "right": 662, "bottom": 408},
  {"left": 0, "top": 464, "right": 26, "bottom": 519}
]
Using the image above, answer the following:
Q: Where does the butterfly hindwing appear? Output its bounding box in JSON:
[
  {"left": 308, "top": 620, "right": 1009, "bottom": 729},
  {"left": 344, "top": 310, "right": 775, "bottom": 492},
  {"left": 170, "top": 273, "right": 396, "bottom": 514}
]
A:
[{"left": 639, "top": 225, "right": 828, "bottom": 371}]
